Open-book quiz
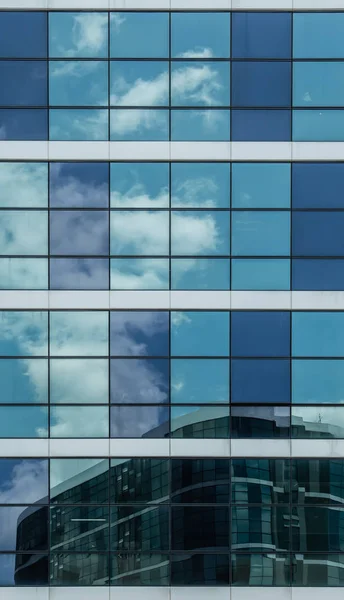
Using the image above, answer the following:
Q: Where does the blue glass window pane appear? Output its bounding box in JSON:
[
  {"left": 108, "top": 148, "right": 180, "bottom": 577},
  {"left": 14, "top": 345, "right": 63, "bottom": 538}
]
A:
[
  {"left": 232, "top": 110, "right": 291, "bottom": 142},
  {"left": 293, "top": 110, "right": 344, "bottom": 142},
  {"left": 232, "top": 212, "right": 290, "bottom": 256},
  {"left": 0, "top": 359, "right": 48, "bottom": 404},
  {"left": 170, "top": 406, "right": 230, "bottom": 439},
  {"left": 171, "top": 62, "right": 230, "bottom": 107},
  {"left": 171, "top": 12, "right": 230, "bottom": 59},
  {"left": 110, "top": 61, "right": 168, "bottom": 107},
  {"left": 0, "top": 109, "right": 47, "bottom": 141},
  {"left": 0, "top": 459, "right": 48, "bottom": 502},
  {"left": 231, "top": 359, "right": 290, "bottom": 404},
  {"left": 171, "top": 359, "right": 230, "bottom": 404},
  {"left": 171, "top": 312, "right": 230, "bottom": 357},
  {"left": 110, "top": 12, "right": 169, "bottom": 58},
  {"left": 110, "top": 109, "right": 169, "bottom": 141},
  {"left": 0, "top": 163, "right": 47, "bottom": 208},
  {"left": 111, "top": 163, "right": 169, "bottom": 209},
  {"left": 0, "top": 12, "right": 47, "bottom": 58},
  {"left": 0, "top": 211, "right": 47, "bottom": 256},
  {"left": 293, "top": 13, "right": 344, "bottom": 59},
  {"left": 293, "top": 259, "right": 344, "bottom": 291},
  {"left": 232, "top": 12, "right": 291, "bottom": 59},
  {"left": 172, "top": 163, "right": 230, "bottom": 209},
  {"left": 0, "top": 62, "right": 47, "bottom": 106},
  {"left": 49, "top": 12, "right": 108, "bottom": 58},
  {"left": 110, "top": 358, "right": 169, "bottom": 404},
  {"left": 292, "top": 407, "right": 344, "bottom": 439},
  {"left": 171, "top": 258, "right": 230, "bottom": 290},
  {"left": 50, "top": 162, "right": 108, "bottom": 208},
  {"left": 0, "top": 311, "right": 48, "bottom": 356},
  {"left": 231, "top": 312, "right": 290, "bottom": 358},
  {"left": 0, "top": 406, "right": 48, "bottom": 437},
  {"left": 232, "top": 62, "right": 291, "bottom": 108},
  {"left": 293, "top": 360, "right": 344, "bottom": 404},
  {"left": 232, "top": 259, "right": 290, "bottom": 291},
  {"left": 293, "top": 212, "right": 344, "bottom": 256},
  {"left": 50, "top": 358, "right": 108, "bottom": 404},
  {"left": 110, "top": 311, "right": 169, "bottom": 357},
  {"left": 50, "top": 211, "right": 109, "bottom": 256},
  {"left": 0, "top": 258, "right": 48, "bottom": 290},
  {"left": 49, "top": 61, "right": 108, "bottom": 107},
  {"left": 231, "top": 406, "right": 290, "bottom": 439},
  {"left": 232, "top": 163, "right": 290, "bottom": 209},
  {"left": 50, "top": 312, "right": 108, "bottom": 357},
  {"left": 111, "top": 258, "right": 169, "bottom": 290},
  {"left": 294, "top": 63, "right": 344, "bottom": 107},
  {"left": 111, "top": 406, "right": 169, "bottom": 438},
  {"left": 50, "top": 258, "right": 109, "bottom": 290},
  {"left": 50, "top": 406, "right": 109, "bottom": 438},
  {"left": 110, "top": 211, "right": 169, "bottom": 256},
  {"left": 171, "top": 110, "right": 230, "bottom": 141},
  {"left": 50, "top": 109, "right": 108, "bottom": 141},
  {"left": 293, "top": 312, "right": 344, "bottom": 357},
  {"left": 171, "top": 211, "right": 230, "bottom": 256},
  {"left": 293, "top": 163, "right": 344, "bottom": 209}
]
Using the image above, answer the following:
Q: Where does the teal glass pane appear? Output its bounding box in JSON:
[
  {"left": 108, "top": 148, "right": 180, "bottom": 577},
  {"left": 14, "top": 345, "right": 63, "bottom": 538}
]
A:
[
  {"left": 293, "top": 110, "right": 344, "bottom": 142},
  {"left": 49, "top": 61, "right": 108, "bottom": 106},
  {"left": 293, "top": 13, "right": 344, "bottom": 58},
  {"left": 0, "top": 163, "right": 47, "bottom": 208},
  {"left": 50, "top": 109, "right": 108, "bottom": 141},
  {"left": 171, "top": 211, "right": 230, "bottom": 256},
  {"left": 50, "top": 406, "right": 109, "bottom": 438},
  {"left": 171, "top": 62, "right": 230, "bottom": 107},
  {"left": 110, "top": 12, "right": 169, "bottom": 58},
  {"left": 50, "top": 311, "right": 108, "bottom": 357},
  {"left": 0, "top": 211, "right": 48, "bottom": 256},
  {"left": 171, "top": 110, "right": 230, "bottom": 141},
  {"left": 111, "top": 258, "right": 169, "bottom": 290},
  {"left": 49, "top": 12, "right": 108, "bottom": 58},
  {"left": 171, "top": 163, "right": 230, "bottom": 209},
  {"left": 232, "top": 163, "right": 290, "bottom": 208},
  {"left": 292, "top": 312, "right": 344, "bottom": 357},
  {"left": 0, "top": 258, "right": 48, "bottom": 289},
  {"left": 293, "top": 360, "right": 344, "bottom": 404},
  {"left": 171, "top": 258, "right": 230, "bottom": 290},
  {"left": 171, "top": 12, "right": 230, "bottom": 58},
  {"left": 171, "top": 358, "right": 230, "bottom": 403},
  {"left": 0, "top": 406, "right": 48, "bottom": 437},
  {"left": 0, "top": 311, "right": 48, "bottom": 356},
  {"left": 0, "top": 358, "right": 48, "bottom": 403},
  {"left": 232, "top": 212, "right": 290, "bottom": 256},
  {"left": 294, "top": 63, "right": 344, "bottom": 107},
  {"left": 171, "top": 311, "right": 230, "bottom": 357},
  {"left": 110, "top": 109, "right": 169, "bottom": 141},
  {"left": 232, "top": 259, "right": 290, "bottom": 290}
]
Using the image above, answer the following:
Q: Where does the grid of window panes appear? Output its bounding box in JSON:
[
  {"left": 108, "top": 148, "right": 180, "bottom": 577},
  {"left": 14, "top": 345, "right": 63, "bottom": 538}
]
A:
[
  {"left": 1, "top": 456, "right": 344, "bottom": 586},
  {"left": 3, "top": 160, "right": 344, "bottom": 291},
  {"left": 1, "top": 309, "right": 344, "bottom": 439},
  {"left": 2, "top": 11, "right": 344, "bottom": 141}
]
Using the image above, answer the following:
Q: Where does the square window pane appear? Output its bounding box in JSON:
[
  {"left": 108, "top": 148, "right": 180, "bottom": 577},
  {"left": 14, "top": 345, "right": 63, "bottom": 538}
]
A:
[
  {"left": 110, "top": 458, "right": 169, "bottom": 503},
  {"left": 172, "top": 163, "right": 230, "bottom": 209},
  {"left": 293, "top": 359, "right": 344, "bottom": 405},
  {"left": 50, "top": 359, "right": 108, "bottom": 404},
  {"left": 50, "top": 162, "right": 109, "bottom": 208},
  {"left": 232, "top": 13, "right": 291, "bottom": 59},
  {"left": 110, "top": 211, "right": 169, "bottom": 256},
  {"left": 172, "top": 458, "right": 230, "bottom": 504},
  {"left": 0, "top": 358, "right": 48, "bottom": 404},
  {"left": 171, "top": 211, "right": 230, "bottom": 256},
  {"left": 293, "top": 110, "right": 344, "bottom": 142},
  {"left": 0, "top": 311, "right": 48, "bottom": 357},
  {"left": 110, "top": 12, "right": 169, "bottom": 59},
  {"left": 0, "top": 554, "right": 48, "bottom": 586},
  {"left": 170, "top": 406, "right": 230, "bottom": 439},
  {"left": 50, "top": 505, "right": 109, "bottom": 551},
  {"left": 172, "top": 506, "right": 229, "bottom": 550},
  {"left": 0, "top": 109, "right": 47, "bottom": 141},
  {"left": 171, "top": 359, "right": 229, "bottom": 404},
  {"left": 291, "top": 506, "right": 344, "bottom": 551},
  {"left": 171, "top": 62, "right": 230, "bottom": 107},
  {"left": 294, "top": 62, "right": 344, "bottom": 107},
  {"left": 50, "top": 406, "right": 109, "bottom": 438},
  {"left": 0, "top": 406, "right": 48, "bottom": 438},
  {"left": 111, "top": 258, "right": 169, "bottom": 290},
  {"left": 111, "top": 163, "right": 169, "bottom": 209},
  {"left": 50, "top": 109, "right": 108, "bottom": 141},
  {"left": 232, "top": 553, "right": 290, "bottom": 586},
  {"left": 292, "top": 259, "right": 344, "bottom": 291},
  {"left": 0, "top": 258, "right": 48, "bottom": 290},
  {"left": 111, "top": 406, "right": 169, "bottom": 438},
  {"left": 171, "top": 311, "right": 230, "bottom": 357},
  {"left": 0, "top": 459, "right": 48, "bottom": 504},
  {"left": 231, "top": 359, "right": 290, "bottom": 404},
  {"left": 50, "top": 211, "right": 109, "bottom": 256},
  {"left": 111, "top": 61, "right": 168, "bottom": 107},
  {"left": 50, "top": 311, "right": 108, "bottom": 357},
  {"left": 0, "top": 163, "right": 47, "bottom": 208},
  {"left": 292, "top": 312, "right": 344, "bottom": 357},
  {"left": 293, "top": 13, "right": 344, "bottom": 58},
  {"left": 0, "top": 12, "right": 47, "bottom": 58},
  {"left": 0, "top": 211, "right": 47, "bottom": 256},
  {"left": 111, "top": 553, "right": 169, "bottom": 586},
  {"left": 232, "top": 212, "right": 290, "bottom": 256},
  {"left": 293, "top": 212, "right": 344, "bottom": 256},
  {"left": 110, "top": 358, "right": 169, "bottom": 404},
  {"left": 49, "top": 61, "right": 108, "bottom": 107},
  {"left": 50, "top": 458, "right": 109, "bottom": 504},
  {"left": 0, "top": 61, "right": 47, "bottom": 107},
  {"left": 110, "top": 311, "right": 169, "bottom": 357},
  {"left": 111, "top": 505, "right": 169, "bottom": 551},
  {"left": 232, "top": 163, "right": 290, "bottom": 209},
  {"left": 232, "top": 62, "right": 291, "bottom": 108},
  {"left": 49, "top": 12, "right": 108, "bottom": 58},
  {"left": 231, "top": 312, "right": 290, "bottom": 358},
  {"left": 50, "top": 553, "right": 109, "bottom": 586},
  {"left": 293, "top": 163, "right": 344, "bottom": 209},
  {"left": 0, "top": 506, "right": 48, "bottom": 551},
  {"left": 171, "top": 12, "right": 230, "bottom": 59}
]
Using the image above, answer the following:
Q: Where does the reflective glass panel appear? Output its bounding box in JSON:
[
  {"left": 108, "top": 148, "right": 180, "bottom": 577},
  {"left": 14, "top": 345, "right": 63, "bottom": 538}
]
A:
[
  {"left": 0, "top": 109, "right": 47, "bottom": 141},
  {"left": 232, "top": 12, "right": 291, "bottom": 59},
  {"left": 0, "top": 358, "right": 48, "bottom": 404},
  {"left": 231, "top": 406, "right": 290, "bottom": 439},
  {"left": 110, "top": 210, "right": 169, "bottom": 256},
  {"left": 232, "top": 211, "right": 290, "bottom": 256},
  {"left": 110, "top": 458, "right": 169, "bottom": 504},
  {"left": 232, "top": 459, "right": 289, "bottom": 504},
  {"left": 171, "top": 109, "right": 230, "bottom": 142},
  {"left": 110, "top": 358, "right": 169, "bottom": 404},
  {"left": 292, "top": 459, "right": 344, "bottom": 505},
  {"left": 0, "top": 459, "right": 48, "bottom": 504},
  {"left": 232, "top": 163, "right": 290, "bottom": 209},
  {"left": 0, "top": 12, "right": 47, "bottom": 58},
  {"left": 50, "top": 406, "right": 109, "bottom": 438},
  {"left": 292, "top": 360, "right": 344, "bottom": 404},
  {"left": 111, "top": 553, "right": 169, "bottom": 586},
  {"left": 231, "top": 312, "right": 290, "bottom": 357},
  {"left": 171, "top": 553, "right": 230, "bottom": 586},
  {"left": 231, "top": 359, "right": 290, "bottom": 404},
  {"left": 172, "top": 163, "right": 230, "bottom": 209},
  {"left": 0, "top": 553, "right": 48, "bottom": 586},
  {"left": 0, "top": 258, "right": 48, "bottom": 290},
  {"left": 50, "top": 459, "right": 109, "bottom": 504},
  {"left": 110, "top": 12, "right": 169, "bottom": 58},
  {"left": 0, "top": 506, "right": 48, "bottom": 551},
  {"left": 0, "top": 61, "right": 47, "bottom": 106},
  {"left": 232, "top": 109, "right": 291, "bottom": 142},
  {"left": 49, "top": 553, "right": 109, "bottom": 586},
  {"left": 171, "top": 458, "right": 230, "bottom": 503},
  {"left": 0, "top": 211, "right": 47, "bottom": 256},
  {"left": 49, "top": 12, "right": 108, "bottom": 58},
  {"left": 232, "top": 259, "right": 290, "bottom": 291},
  {"left": 111, "top": 258, "right": 169, "bottom": 290},
  {"left": 110, "top": 109, "right": 169, "bottom": 141},
  {"left": 232, "top": 62, "right": 291, "bottom": 107},
  {"left": 49, "top": 109, "right": 108, "bottom": 141},
  {"left": 172, "top": 506, "right": 229, "bottom": 551},
  {"left": 111, "top": 406, "right": 169, "bottom": 438},
  {"left": 293, "top": 110, "right": 344, "bottom": 142},
  {"left": 171, "top": 359, "right": 230, "bottom": 404},
  {"left": 232, "top": 505, "right": 290, "bottom": 552},
  {"left": 110, "top": 311, "right": 168, "bottom": 357},
  {"left": 232, "top": 553, "right": 290, "bottom": 586},
  {"left": 171, "top": 311, "right": 230, "bottom": 357},
  {"left": 171, "top": 62, "right": 230, "bottom": 107},
  {"left": 50, "top": 162, "right": 109, "bottom": 208},
  {"left": 293, "top": 212, "right": 344, "bottom": 256},
  {"left": 50, "top": 312, "right": 108, "bottom": 357},
  {"left": 170, "top": 406, "right": 230, "bottom": 439},
  {"left": 50, "top": 211, "right": 109, "bottom": 256},
  {"left": 292, "top": 312, "right": 344, "bottom": 357},
  {"left": 50, "top": 505, "right": 109, "bottom": 551},
  {"left": 172, "top": 258, "right": 230, "bottom": 290},
  {"left": 0, "top": 311, "right": 48, "bottom": 357},
  {"left": 293, "top": 553, "right": 344, "bottom": 586},
  {"left": 171, "top": 211, "right": 230, "bottom": 256},
  {"left": 291, "top": 506, "right": 344, "bottom": 552},
  {"left": 293, "top": 13, "right": 344, "bottom": 58},
  {"left": 111, "top": 163, "right": 169, "bottom": 209},
  {"left": 293, "top": 163, "right": 344, "bottom": 209},
  {"left": 110, "top": 61, "right": 168, "bottom": 107},
  {"left": 50, "top": 61, "right": 108, "bottom": 107},
  {"left": 50, "top": 359, "right": 108, "bottom": 404},
  {"left": 171, "top": 12, "right": 230, "bottom": 58},
  {"left": 0, "top": 163, "right": 47, "bottom": 208},
  {"left": 111, "top": 505, "right": 169, "bottom": 551},
  {"left": 292, "top": 407, "right": 344, "bottom": 439},
  {"left": 50, "top": 258, "right": 109, "bottom": 290},
  {"left": 292, "top": 259, "right": 344, "bottom": 291}
]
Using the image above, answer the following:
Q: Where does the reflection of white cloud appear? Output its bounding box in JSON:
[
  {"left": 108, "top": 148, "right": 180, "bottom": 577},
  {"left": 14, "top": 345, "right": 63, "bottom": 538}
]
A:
[
  {"left": 0, "top": 258, "right": 47, "bottom": 289},
  {"left": 50, "top": 211, "right": 108, "bottom": 255},
  {"left": 50, "top": 312, "right": 108, "bottom": 357},
  {"left": 50, "top": 163, "right": 107, "bottom": 208},
  {"left": 172, "top": 212, "right": 220, "bottom": 254},
  {"left": 51, "top": 110, "right": 108, "bottom": 142},
  {"left": 0, "top": 212, "right": 47, "bottom": 255},
  {"left": 44, "top": 406, "right": 108, "bottom": 438},
  {"left": 171, "top": 312, "right": 191, "bottom": 329},
  {"left": 111, "top": 359, "right": 168, "bottom": 404},
  {"left": 111, "top": 312, "right": 168, "bottom": 356},
  {"left": 172, "top": 177, "right": 219, "bottom": 208},
  {"left": 111, "top": 183, "right": 169, "bottom": 208},
  {"left": 111, "top": 259, "right": 168, "bottom": 290},
  {"left": 177, "top": 48, "right": 214, "bottom": 59},
  {"left": 110, "top": 13, "right": 126, "bottom": 34},
  {"left": 50, "top": 359, "right": 108, "bottom": 404},
  {"left": 172, "top": 64, "right": 222, "bottom": 106},
  {"left": 111, "top": 109, "right": 166, "bottom": 137},
  {"left": 51, "top": 258, "right": 108, "bottom": 290},
  {"left": 0, "top": 163, "right": 47, "bottom": 207},
  {"left": 111, "top": 71, "right": 168, "bottom": 106},
  {"left": 63, "top": 13, "right": 108, "bottom": 58},
  {"left": 111, "top": 405, "right": 167, "bottom": 438},
  {"left": 50, "top": 60, "right": 99, "bottom": 79},
  {"left": 111, "top": 211, "right": 169, "bottom": 255}
]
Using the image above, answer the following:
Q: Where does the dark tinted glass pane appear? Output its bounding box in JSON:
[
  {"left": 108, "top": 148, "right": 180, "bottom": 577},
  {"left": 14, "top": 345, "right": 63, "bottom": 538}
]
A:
[
  {"left": 232, "top": 553, "right": 290, "bottom": 586},
  {"left": 231, "top": 312, "right": 290, "bottom": 357},
  {"left": 232, "top": 459, "right": 290, "bottom": 504},
  {"left": 50, "top": 459, "right": 109, "bottom": 504},
  {"left": 50, "top": 211, "right": 109, "bottom": 255},
  {"left": 172, "top": 506, "right": 229, "bottom": 551},
  {"left": 292, "top": 459, "right": 344, "bottom": 505},
  {"left": 293, "top": 212, "right": 344, "bottom": 256},
  {"left": 292, "top": 506, "right": 344, "bottom": 552},
  {"left": 293, "top": 163, "right": 344, "bottom": 209},
  {"left": 232, "top": 505, "right": 290, "bottom": 552},
  {"left": 232, "top": 62, "right": 291, "bottom": 107},
  {"left": 50, "top": 506, "right": 109, "bottom": 552},
  {"left": 0, "top": 554, "right": 48, "bottom": 586},
  {"left": 231, "top": 406, "right": 290, "bottom": 439},
  {"left": 0, "top": 506, "right": 48, "bottom": 552},
  {"left": 0, "top": 62, "right": 47, "bottom": 106},
  {"left": 170, "top": 406, "right": 230, "bottom": 439},
  {"left": 293, "top": 553, "right": 344, "bottom": 586},
  {"left": 50, "top": 258, "right": 109, "bottom": 290},
  {"left": 111, "top": 406, "right": 169, "bottom": 438},
  {"left": 232, "top": 13, "right": 292, "bottom": 59},
  {"left": 0, "top": 459, "right": 48, "bottom": 504},
  {"left": 0, "top": 12, "right": 47, "bottom": 58},
  {"left": 231, "top": 359, "right": 290, "bottom": 404},
  {"left": 111, "top": 553, "right": 169, "bottom": 586},
  {"left": 110, "top": 311, "right": 169, "bottom": 356},
  {"left": 111, "top": 506, "right": 169, "bottom": 551},
  {"left": 110, "top": 458, "right": 169, "bottom": 503},
  {"left": 232, "top": 110, "right": 291, "bottom": 142},
  {"left": 110, "top": 359, "right": 169, "bottom": 404},
  {"left": 293, "top": 259, "right": 344, "bottom": 291},
  {"left": 50, "top": 553, "right": 109, "bottom": 585},
  {"left": 0, "top": 109, "right": 47, "bottom": 140},
  {"left": 50, "top": 162, "right": 109, "bottom": 208},
  {"left": 171, "top": 553, "right": 230, "bottom": 586},
  {"left": 171, "top": 459, "right": 230, "bottom": 503},
  {"left": 292, "top": 407, "right": 344, "bottom": 439}
]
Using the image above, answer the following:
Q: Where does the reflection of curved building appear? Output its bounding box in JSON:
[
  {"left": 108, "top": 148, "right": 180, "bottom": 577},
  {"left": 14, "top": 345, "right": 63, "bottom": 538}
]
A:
[{"left": 15, "top": 505, "right": 48, "bottom": 585}]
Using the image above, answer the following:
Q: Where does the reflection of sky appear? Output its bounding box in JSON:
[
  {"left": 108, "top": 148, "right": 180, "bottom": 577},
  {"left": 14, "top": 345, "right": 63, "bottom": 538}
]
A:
[
  {"left": 50, "top": 312, "right": 108, "bottom": 357},
  {"left": 110, "top": 61, "right": 168, "bottom": 107},
  {"left": 292, "top": 407, "right": 344, "bottom": 437},
  {"left": 171, "top": 12, "right": 230, "bottom": 58},
  {"left": 111, "top": 163, "right": 169, "bottom": 209},
  {"left": 0, "top": 258, "right": 48, "bottom": 290},
  {"left": 110, "top": 109, "right": 169, "bottom": 141},
  {"left": 50, "top": 211, "right": 109, "bottom": 255},
  {"left": 50, "top": 359, "right": 108, "bottom": 404},
  {"left": 111, "top": 358, "right": 169, "bottom": 404},
  {"left": 0, "top": 61, "right": 47, "bottom": 107},
  {"left": 111, "top": 258, "right": 169, "bottom": 290},
  {"left": 232, "top": 163, "right": 290, "bottom": 209},
  {"left": 110, "top": 13, "right": 169, "bottom": 58},
  {"left": 0, "top": 109, "right": 47, "bottom": 141},
  {"left": 171, "top": 110, "right": 230, "bottom": 141},
  {"left": 171, "top": 312, "right": 230, "bottom": 357},
  {"left": 50, "top": 458, "right": 108, "bottom": 490},
  {"left": 0, "top": 163, "right": 47, "bottom": 208},
  {"left": 171, "top": 359, "right": 229, "bottom": 404},
  {"left": 49, "top": 61, "right": 108, "bottom": 106},
  {"left": 0, "top": 211, "right": 48, "bottom": 256},
  {"left": 0, "top": 311, "right": 48, "bottom": 356},
  {"left": 171, "top": 258, "right": 230, "bottom": 290},
  {"left": 231, "top": 312, "right": 290, "bottom": 357},
  {"left": 0, "top": 359, "right": 47, "bottom": 404},
  {"left": 293, "top": 359, "right": 344, "bottom": 404},
  {"left": 50, "top": 258, "right": 109, "bottom": 290},
  {"left": 0, "top": 12, "right": 47, "bottom": 58},
  {"left": 49, "top": 12, "right": 108, "bottom": 58},
  {"left": 50, "top": 406, "right": 108, "bottom": 438},
  {"left": 232, "top": 212, "right": 290, "bottom": 256},
  {"left": 293, "top": 313, "right": 344, "bottom": 357},
  {"left": 171, "top": 163, "right": 230, "bottom": 208},
  {"left": 111, "top": 405, "right": 169, "bottom": 438},
  {"left": 110, "top": 211, "right": 169, "bottom": 255},
  {"left": 50, "top": 109, "right": 108, "bottom": 141},
  {"left": 0, "top": 406, "right": 48, "bottom": 438},
  {"left": 171, "top": 211, "right": 230, "bottom": 256},
  {"left": 110, "top": 312, "right": 169, "bottom": 357},
  {"left": 171, "top": 62, "right": 230, "bottom": 107},
  {"left": 50, "top": 162, "right": 108, "bottom": 208}
]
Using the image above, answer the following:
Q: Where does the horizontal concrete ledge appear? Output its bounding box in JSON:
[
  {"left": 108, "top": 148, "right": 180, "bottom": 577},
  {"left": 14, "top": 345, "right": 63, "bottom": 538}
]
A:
[
  {"left": 1, "top": 141, "right": 344, "bottom": 161},
  {"left": 3, "top": 1, "right": 344, "bottom": 10}
]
